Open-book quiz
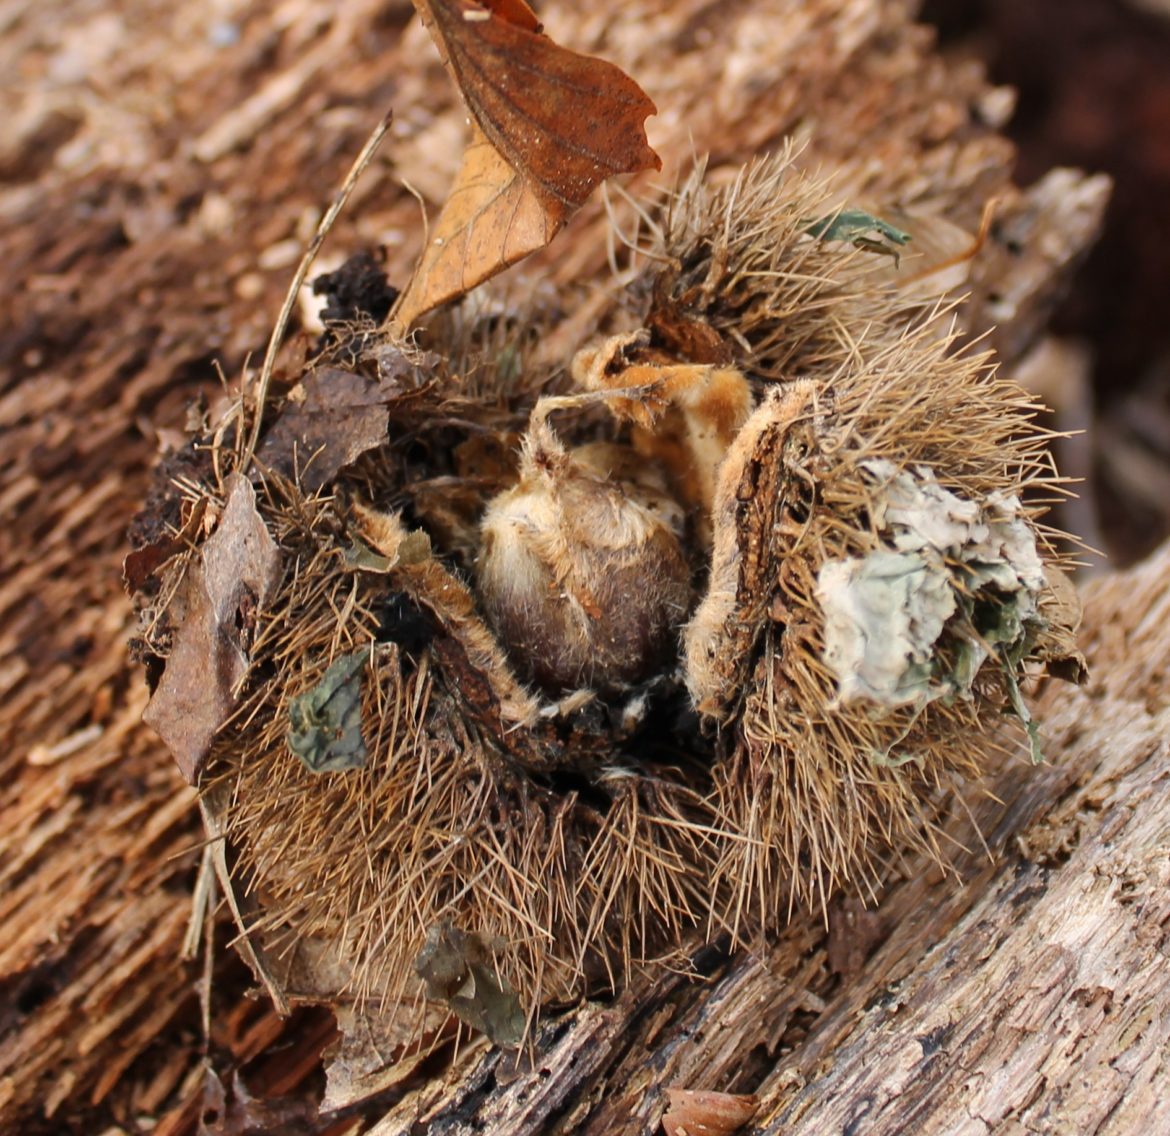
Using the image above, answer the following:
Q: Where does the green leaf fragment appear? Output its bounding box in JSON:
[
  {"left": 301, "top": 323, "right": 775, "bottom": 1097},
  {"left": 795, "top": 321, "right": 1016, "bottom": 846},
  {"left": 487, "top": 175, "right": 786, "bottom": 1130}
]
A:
[
  {"left": 870, "top": 715, "right": 926, "bottom": 767},
  {"left": 943, "top": 632, "right": 987, "bottom": 702},
  {"left": 287, "top": 649, "right": 369, "bottom": 773},
  {"left": 872, "top": 748, "right": 926, "bottom": 769},
  {"left": 998, "top": 646, "right": 1045, "bottom": 764},
  {"left": 342, "top": 538, "right": 395, "bottom": 573},
  {"left": 804, "top": 209, "right": 911, "bottom": 262}
]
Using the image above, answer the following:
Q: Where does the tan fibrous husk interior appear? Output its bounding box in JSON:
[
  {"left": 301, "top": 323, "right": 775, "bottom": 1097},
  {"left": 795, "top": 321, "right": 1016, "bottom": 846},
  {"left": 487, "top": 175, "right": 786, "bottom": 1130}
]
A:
[{"left": 139, "top": 152, "right": 1080, "bottom": 1030}]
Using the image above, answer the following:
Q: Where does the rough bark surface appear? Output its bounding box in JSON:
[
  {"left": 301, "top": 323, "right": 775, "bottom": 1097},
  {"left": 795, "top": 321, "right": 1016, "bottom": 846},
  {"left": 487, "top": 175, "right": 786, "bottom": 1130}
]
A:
[{"left": 0, "top": 1, "right": 1141, "bottom": 1134}]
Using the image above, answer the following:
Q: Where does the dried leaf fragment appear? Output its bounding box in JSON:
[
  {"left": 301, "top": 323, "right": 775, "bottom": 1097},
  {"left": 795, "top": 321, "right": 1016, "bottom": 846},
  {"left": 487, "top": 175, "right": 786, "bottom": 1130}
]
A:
[
  {"left": 396, "top": 0, "right": 660, "bottom": 325},
  {"left": 323, "top": 1000, "right": 451, "bottom": 1112},
  {"left": 123, "top": 497, "right": 208, "bottom": 595},
  {"left": 394, "top": 124, "right": 555, "bottom": 328},
  {"left": 661, "top": 1088, "right": 758, "bottom": 1136},
  {"left": 414, "top": 923, "right": 525, "bottom": 1047},
  {"left": 815, "top": 462, "right": 1061, "bottom": 743},
  {"left": 257, "top": 366, "right": 413, "bottom": 494},
  {"left": 123, "top": 535, "right": 184, "bottom": 595},
  {"left": 287, "top": 649, "right": 370, "bottom": 773},
  {"left": 143, "top": 474, "right": 282, "bottom": 781}
]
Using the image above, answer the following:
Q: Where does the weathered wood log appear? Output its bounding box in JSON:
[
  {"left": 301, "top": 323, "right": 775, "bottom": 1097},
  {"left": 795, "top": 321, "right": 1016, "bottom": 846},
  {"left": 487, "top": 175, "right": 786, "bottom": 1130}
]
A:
[{"left": 0, "top": 1, "right": 1128, "bottom": 1132}]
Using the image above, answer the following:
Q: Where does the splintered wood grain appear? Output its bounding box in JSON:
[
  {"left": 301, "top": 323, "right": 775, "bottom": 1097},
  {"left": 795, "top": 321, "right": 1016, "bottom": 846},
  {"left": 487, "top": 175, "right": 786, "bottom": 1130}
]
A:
[{"left": 0, "top": 0, "right": 1111, "bottom": 1132}]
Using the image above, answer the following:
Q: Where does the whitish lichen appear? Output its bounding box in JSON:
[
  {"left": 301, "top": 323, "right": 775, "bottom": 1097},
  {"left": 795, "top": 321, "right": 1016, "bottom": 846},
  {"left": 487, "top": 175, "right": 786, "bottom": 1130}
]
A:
[{"left": 817, "top": 460, "right": 1050, "bottom": 717}]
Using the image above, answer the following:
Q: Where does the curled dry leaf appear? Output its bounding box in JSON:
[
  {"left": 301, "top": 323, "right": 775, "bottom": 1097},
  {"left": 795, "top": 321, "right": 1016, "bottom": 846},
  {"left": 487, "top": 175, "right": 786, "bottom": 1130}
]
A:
[
  {"left": 661, "top": 1088, "right": 759, "bottom": 1136},
  {"left": 395, "top": 0, "right": 660, "bottom": 327},
  {"left": 143, "top": 474, "right": 282, "bottom": 782}
]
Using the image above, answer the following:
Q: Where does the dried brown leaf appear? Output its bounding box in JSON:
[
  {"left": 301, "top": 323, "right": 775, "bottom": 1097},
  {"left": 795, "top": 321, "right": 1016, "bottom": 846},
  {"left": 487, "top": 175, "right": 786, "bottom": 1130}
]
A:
[
  {"left": 257, "top": 364, "right": 419, "bottom": 494},
  {"left": 123, "top": 535, "right": 184, "bottom": 595},
  {"left": 395, "top": 0, "right": 660, "bottom": 326},
  {"left": 661, "top": 1088, "right": 759, "bottom": 1136},
  {"left": 416, "top": 0, "right": 660, "bottom": 210},
  {"left": 395, "top": 123, "right": 554, "bottom": 329},
  {"left": 123, "top": 497, "right": 208, "bottom": 594},
  {"left": 143, "top": 474, "right": 282, "bottom": 781}
]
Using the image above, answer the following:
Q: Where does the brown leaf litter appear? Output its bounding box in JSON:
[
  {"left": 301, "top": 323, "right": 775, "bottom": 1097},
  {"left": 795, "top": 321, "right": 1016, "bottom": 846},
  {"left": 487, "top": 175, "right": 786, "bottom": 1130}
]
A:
[
  {"left": 143, "top": 474, "right": 282, "bottom": 782},
  {"left": 394, "top": 0, "right": 660, "bottom": 327}
]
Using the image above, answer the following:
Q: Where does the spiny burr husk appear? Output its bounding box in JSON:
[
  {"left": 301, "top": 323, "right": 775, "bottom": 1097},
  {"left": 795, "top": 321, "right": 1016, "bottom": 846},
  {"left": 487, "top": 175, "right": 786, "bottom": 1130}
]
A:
[
  {"left": 687, "top": 327, "right": 1076, "bottom": 926},
  {"left": 193, "top": 469, "right": 718, "bottom": 1031},
  {"left": 661, "top": 155, "right": 1082, "bottom": 922},
  {"left": 131, "top": 150, "right": 1083, "bottom": 1044}
]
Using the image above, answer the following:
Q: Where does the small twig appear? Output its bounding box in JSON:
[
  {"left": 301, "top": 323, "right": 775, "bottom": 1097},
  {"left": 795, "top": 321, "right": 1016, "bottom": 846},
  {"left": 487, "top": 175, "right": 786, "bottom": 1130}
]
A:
[
  {"left": 399, "top": 174, "right": 430, "bottom": 251},
  {"left": 200, "top": 861, "right": 217, "bottom": 1049},
  {"left": 182, "top": 843, "right": 217, "bottom": 961},
  {"left": 183, "top": 836, "right": 219, "bottom": 1053},
  {"left": 199, "top": 797, "right": 291, "bottom": 1016},
  {"left": 896, "top": 195, "right": 1003, "bottom": 288},
  {"left": 241, "top": 109, "right": 394, "bottom": 469}
]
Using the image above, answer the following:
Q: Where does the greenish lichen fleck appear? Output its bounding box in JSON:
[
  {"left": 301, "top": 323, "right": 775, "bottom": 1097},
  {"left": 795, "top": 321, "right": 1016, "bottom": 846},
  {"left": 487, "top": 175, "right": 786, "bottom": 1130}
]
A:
[{"left": 287, "top": 649, "right": 369, "bottom": 773}]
